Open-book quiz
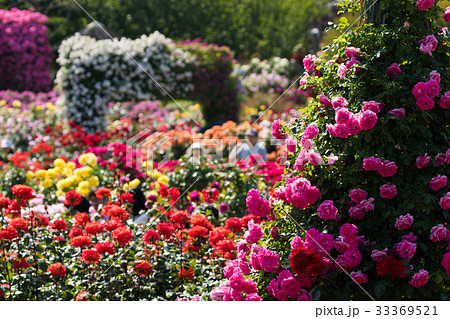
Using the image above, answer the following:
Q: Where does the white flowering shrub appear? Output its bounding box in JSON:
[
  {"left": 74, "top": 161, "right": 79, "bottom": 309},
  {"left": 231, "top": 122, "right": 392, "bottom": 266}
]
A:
[{"left": 56, "top": 32, "right": 194, "bottom": 131}]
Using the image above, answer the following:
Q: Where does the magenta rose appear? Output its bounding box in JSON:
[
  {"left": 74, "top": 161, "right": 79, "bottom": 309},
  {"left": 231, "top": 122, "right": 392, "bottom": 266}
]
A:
[
  {"left": 306, "top": 150, "right": 323, "bottom": 166},
  {"left": 285, "top": 137, "right": 297, "bottom": 153},
  {"left": 363, "top": 156, "right": 381, "bottom": 171},
  {"left": 297, "top": 290, "right": 312, "bottom": 301},
  {"left": 351, "top": 272, "right": 368, "bottom": 284},
  {"left": 416, "top": 95, "right": 435, "bottom": 110},
  {"left": 244, "top": 220, "right": 264, "bottom": 244},
  {"left": 425, "top": 80, "right": 440, "bottom": 98},
  {"left": 317, "top": 200, "right": 338, "bottom": 220},
  {"left": 395, "top": 213, "right": 414, "bottom": 230},
  {"left": 378, "top": 160, "right": 398, "bottom": 177},
  {"left": 441, "top": 253, "right": 450, "bottom": 272},
  {"left": 371, "top": 249, "right": 388, "bottom": 262},
  {"left": 318, "top": 94, "right": 332, "bottom": 107},
  {"left": 272, "top": 119, "right": 286, "bottom": 139},
  {"left": 304, "top": 124, "right": 319, "bottom": 139},
  {"left": 258, "top": 247, "right": 279, "bottom": 272},
  {"left": 412, "top": 82, "right": 427, "bottom": 99},
  {"left": 429, "top": 175, "right": 447, "bottom": 191},
  {"left": 387, "top": 108, "right": 406, "bottom": 119},
  {"left": 358, "top": 110, "right": 377, "bottom": 130},
  {"left": 349, "top": 189, "right": 368, "bottom": 203},
  {"left": 438, "top": 91, "right": 450, "bottom": 109},
  {"left": 440, "top": 192, "right": 450, "bottom": 210},
  {"left": 347, "top": 116, "right": 362, "bottom": 135},
  {"left": 301, "top": 136, "right": 312, "bottom": 150},
  {"left": 362, "top": 101, "right": 381, "bottom": 113},
  {"left": 340, "top": 223, "right": 358, "bottom": 238},
  {"left": 246, "top": 188, "right": 271, "bottom": 217},
  {"left": 402, "top": 232, "right": 418, "bottom": 242},
  {"left": 345, "top": 47, "right": 361, "bottom": 60},
  {"left": 444, "top": 7, "right": 450, "bottom": 23},
  {"left": 416, "top": 0, "right": 435, "bottom": 10},
  {"left": 397, "top": 240, "right": 416, "bottom": 259},
  {"left": 303, "top": 54, "right": 316, "bottom": 72},
  {"left": 335, "top": 108, "right": 352, "bottom": 125},
  {"left": 409, "top": 269, "right": 429, "bottom": 288},
  {"left": 334, "top": 123, "right": 350, "bottom": 138},
  {"left": 379, "top": 184, "right": 397, "bottom": 199},
  {"left": 430, "top": 224, "right": 448, "bottom": 242},
  {"left": 386, "top": 63, "right": 402, "bottom": 78},
  {"left": 343, "top": 248, "right": 363, "bottom": 268},
  {"left": 415, "top": 153, "right": 431, "bottom": 168},
  {"left": 418, "top": 34, "right": 438, "bottom": 56},
  {"left": 349, "top": 206, "right": 365, "bottom": 220},
  {"left": 331, "top": 97, "right": 349, "bottom": 110}
]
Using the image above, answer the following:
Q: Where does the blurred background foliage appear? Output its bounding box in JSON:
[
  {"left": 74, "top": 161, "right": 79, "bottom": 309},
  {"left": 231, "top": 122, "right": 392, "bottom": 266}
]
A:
[{"left": 0, "top": 0, "right": 335, "bottom": 59}]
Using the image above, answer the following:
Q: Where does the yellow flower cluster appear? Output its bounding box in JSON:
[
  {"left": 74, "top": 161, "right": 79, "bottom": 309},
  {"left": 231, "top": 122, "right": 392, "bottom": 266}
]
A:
[{"left": 27, "top": 153, "right": 99, "bottom": 197}]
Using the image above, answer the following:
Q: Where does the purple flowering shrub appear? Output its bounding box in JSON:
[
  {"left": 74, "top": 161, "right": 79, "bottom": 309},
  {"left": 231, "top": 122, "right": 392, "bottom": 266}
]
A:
[
  {"left": 212, "top": 0, "right": 450, "bottom": 300},
  {"left": 0, "top": 8, "right": 52, "bottom": 92}
]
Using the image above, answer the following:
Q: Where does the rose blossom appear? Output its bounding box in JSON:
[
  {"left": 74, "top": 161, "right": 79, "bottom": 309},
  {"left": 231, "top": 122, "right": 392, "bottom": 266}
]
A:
[
  {"left": 387, "top": 108, "right": 406, "bottom": 119},
  {"left": 438, "top": 91, "right": 450, "bottom": 109},
  {"left": 444, "top": 7, "right": 450, "bottom": 23},
  {"left": 395, "top": 213, "right": 414, "bottom": 230},
  {"left": 441, "top": 253, "right": 450, "bottom": 273},
  {"left": 363, "top": 156, "right": 381, "bottom": 171},
  {"left": 379, "top": 184, "right": 397, "bottom": 199},
  {"left": 317, "top": 200, "right": 338, "bottom": 220},
  {"left": 418, "top": 34, "right": 438, "bottom": 56},
  {"left": 349, "top": 189, "right": 368, "bottom": 203},
  {"left": 306, "top": 150, "right": 323, "bottom": 166},
  {"left": 386, "top": 63, "right": 402, "bottom": 78},
  {"left": 412, "top": 82, "right": 427, "bottom": 99},
  {"left": 304, "top": 124, "right": 319, "bottom": 139},
  {"left": 397, "top": 240, "right": 417, "bottom": 259},
  {"left": 358, "top": 110, "right": 377, "bottom": 130},
  {"left": 303, "top": 54, "right": 316, "bottom": 72},
  {"left": 371, "top": 248, "right": 388, "bottom": 262},
  {"left": 428, "top": 70, "right": 441, "bottom": 83},
  {"left": 331, "top": 97, "right": 348, "bottom": 110},
  {"left": 430, "top": 224, "right": 448, "bottom": 242},
  {"left": 285, "top": 137, "right": 297, "bottom": 153},
  {"left": 345, "top": 47, "right": 361, "bottom": 59},
  {"left": 362, "top": 101, "right": 381, "bottom": 113},
  {"left": 340, "top": 223, "right": 358, "bottom": 238},
  {"left": 319, "top": 94, "right": 332, "bottom": 107},
  {"left": 335, "top": 108, "right": 352, "bottom": 125},
  {"left": 416, "top": 0, "right": 434, "bottom": 11},
  {"left": 347, "top": 116, "right": 362, "bottom": 135},
  {"left": 425, "top": 80, "right": 440, "bottom": 98},
  {"left": 429, "top": 175, "right": 447, "bottom": 191},
  {"left": 402, "top": 232, "right": 418, "bottom": 242},
  {"left": 409, "top": 269, "right": 429, "bottom": 288},
  {"left": 246, "top": 188, "right": 271, "bottom": 217},
  {"left": 326, "top": 153, "right": 338, "bottom": 166},
  {"left": 333, "top": 124, "right": 350, "bottom": 138},
  {"left": 378, "top": 160, "right": 398, "bottom": 177},
  {"left": 415, "top": 153, "right": 431, "bottom": 168},
  {"left": 440, "top": 192, "right": 450, "bottom": 209},
  {"left": 272, "top": 119, "right": 286, "bottom": 139},
  {"left": 416, "top": 96, "right": 434, "bottom": 110},
  {"left": 351, "top": 272, "right": 368, "bottom": 284}
]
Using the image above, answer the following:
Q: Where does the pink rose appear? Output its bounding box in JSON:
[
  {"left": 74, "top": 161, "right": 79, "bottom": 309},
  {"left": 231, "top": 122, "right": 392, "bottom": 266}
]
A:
[
  {"left": 412, "top": 82, "right": 427, "bottom": 99},
  {"left": 358, "top": 110, "right": 377, "bottom": 130},
  {"left": 409, "top": 269, "right": 429, "bottom": 288},
  {"left": 430, "top": 224, "right": 448, "bottom": 242},
  {"left": 246, "top": 188, "right": 271, "bottom": 217},
  {"left": 272, "top": 119, "right": 286, "bottom": 139},
  {"left": 317, "top": 200, "right": 338, "bottom": 220},
  {"left": 371, "top": 249, "right": 388, "bottom": 262},
  {"left": 444, "top": 7, "right": 450, "bottom": 23},
  {"left": 285, "top": 137, "right": 297, "bottom": 152},
  {"left": 303, "top": 54, "right": 316, "bottom": 72},
  {"left": 425, "top": 80, "right": 440, "bottom": 98},
  {"left": 386, "top": 63, "right": 402, "bottom": 78},
  {"left": 378, "top": 160, "right": 398, "bottom": 177},
  {"left": 301, "top": 136, "right": 312, "bottom": 150},
  {"left": 416, "top": 0, "right": 435, "bottom": 11},
  {"left": 334, "top": 123, "right": 350, "bottom": 138},
  {"left": 318, "top": 94, "right": 332, "bottom": 107},
  {"left": 387, "top": 108, "right": 406, "bottom": 119},
  {"left": 362, "top": 101, "right": 381, "bottom": 113},
  {"left": 244, "top": 220, "right": 264, "bottom": 244},
  {"left": 340, "top": 223, "right": 358, "bottom": 238},
  {"left": 418, "top": 34, "right": 438, "bottom": 56},
  {"left": 351, "top": 272, "right": 368, "bottom": 284},
  {"left": 306, "top": 150, "right": 323, "bottom": 166},
  {"left": 349, "top": 207, "right": 365, "bottom": 220},
  {"left": 402, "top": 232, "right": 418, "bottom": 242},
  {"left": 297, "top": 289, "right": 311, "bottom": 301},
  {"left": 347, "top": 116, "right": 362, "bottom": 135},
  {"left": 415, "top": 153, "right": 430, "bottom": 168},
  {"left": 379, "top": 184, "right": 397, "bottom": 199},
  {"left": 335, "top": 108, "right": 352, "bottom": 125},
  {"left": 326, "top": 153, "right": 338, "bottom": 166},
  {"left": 343, "top": 248, "right": 362, "bottom": 268},
  {"left": 395, "top": 213, "right": 414, "bottom": 230},
  {"left": 337, "top": 64, "right": 347, "bottom": 79},
  {"left": 346, "top": 58, "right": 360, "bottom": 71},
  {"left": 304, "top": 124, "right": 319, "bottom": 139},
  {"left": 416, "top": 95, "right": 435, "bottom": 110},
  {"left": 428, "top": 70, "right": 441, "bottom": 83},
  {"left": 441, "top": 253, "right": 450, "bottom": 271},
  {"left": 345, "top": 47, "right": 361, "bottom": 60},
  {"left": 363, "top": 156, "right": 381, "bottom": 171},
  {"left": 331, "top": 97, "right": 348, "bottom": 110},
  {"left": 258, "top": 247, "right": 279, "bottom": 272},
  {"left": 429, "top": 175, "right": 447, "bottom": 191},
  {"left": 349, "top": 189, "right": 368, "bottom": 203},
  {"left": 438, "top": 91, "right": 450, "bottom": 109},
  {"left": 397, "top": 240, "right": 416, "bottom": 259},
  {"left": 440, "top": 192, "right": 450, "bottom": 209}
]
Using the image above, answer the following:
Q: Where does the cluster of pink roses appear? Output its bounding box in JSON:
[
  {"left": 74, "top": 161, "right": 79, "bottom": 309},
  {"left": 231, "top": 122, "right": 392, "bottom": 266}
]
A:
[
  {"left": 363, "top": 156, "right": 398, "bottom": 177},
  {"left": 325, "top": 97, "right": 379, "bottom": 138},
  {"left": 337, "top": 46, "right": 361, "bottom": 79},
  {"left": 0, "top": 8, "right": 52, "bottom": 92},
  {"left": 282, "top": 177, "right": 321, "bottom": 209},
  {"left": 416, "top": 148, "right": 450, "bottom": 169},
  {"left": 348, "top": 189, "right": 375, "bottom": 219},
  {"left": 412, "top": 70, "right": 448, "bottom": 110},
  {"left": 267, "top": 270, "right": 312, "bottom": 300}
]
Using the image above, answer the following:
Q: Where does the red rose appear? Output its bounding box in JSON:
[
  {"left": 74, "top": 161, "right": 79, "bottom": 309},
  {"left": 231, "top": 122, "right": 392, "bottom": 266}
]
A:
[
  {"left": 156, "top": 222, "right": 175, "bottom": 239},
  {"left": 74, "top": 212, "right": 89, "bottom": 226},
  {"left": 75, "top": 291, "right": 89, "bottom": 301},
  {"left": 134, "top": 260, "right": 153, "bottom": 276},
  {"left": 95, "top": 188, "right": 111, "bottom": 199},
  {"left": 0, "top": 227, "right": 19, "bottom": 240},
  {"left": 101, "top": 204, "right": 128, "bottom": 219},
  {"left": 70, "top": 235, "right": 91, "bottom": 248},
  {"left": 13, "top": 257, "right": 30, "bottom": 270},
  {"left": 188, "top": 225, "right": 209, "bottom": 237},
  {"left": 112, "top": 226, "right": 133, "bottom": 245},
  {"left": 104, "top": 218, "right": 123, "bottom": 231},
  {"left": 10, "top": 185, "right": 35, "bottom": 201},
  {"left": 143, "top": 229, "right": 161, "bottom": 244},
  {"left": 34, "top": 215, "right": 49, "bottom": 227},
  {"left": 47, "top": 262, "right": 66, "bottom": 277},
  {"left": 119, "top": 192, "right": 135, "bottom": 205},
  {"left": 178, "top": 267, "right": 194, "bottom": 280},
  {"left": 289, "top": 245, "right": 324, "bottom": 277},
  {"left": 9, "top": 217, "right": 29, "bottom": 232},
  {"left": 94, "top": 241, "right": 115, "bottom": 255},
  {"left": 84, "top": 221, "right": 105, "bottom": 235},
  {"left": 50, "top": 219, "right": 68, "bottom": 231},
  {"left": 69, "top": 227, "right": 83, "bottom": 238},
  {"left": 64, "top": 190, "right": 82, "bottom": 206},
  {"left": 225, "top": 217, "right": 243, "bottom": 233},
  {"left": 80, "top": 249, "right": 101, "bottom": 264}
]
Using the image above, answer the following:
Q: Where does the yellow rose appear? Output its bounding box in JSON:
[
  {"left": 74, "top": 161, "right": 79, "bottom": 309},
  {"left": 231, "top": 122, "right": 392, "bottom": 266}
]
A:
[
  {"left": 88, "top": 176, "right": 99, "bottom": 188},
  {"left": 35, "top": 169, "right": 47, "bottom": 180},
  {"left": 157, "top": 175, "right": 169, "bottom": 185},
  {"left": 54, "top": 158, "right": 66, "bottom": 168},
  {"left": 86, "top": 155, "right": 97, "bottom": 167},
  {"left": 46, "top": 168, "right": 57, "bottom": 177},
  {"left": 26, "top": 171, "right": 34, "bottom": 181},
  {"left": 67, "top": 162, "right": 76, "bottom": 170},
  {"left": 56, "top": 179, "right": 69, "bottom": 190},
  {"left": 128, "top": 178, "right": 141, "bottom": 189},
  {"left": 74, "top": 167, "right": 92, "bottom": 178},
  {"left": 43, "top": 179, "right": 53, "bottom": 189},
  {"left": 12, "top": 100, "right": 21, "bottom": 108},
  {"left": 78, "top": 181, "right": 90, "bottom": 189},
  {"left": 122, "top": 183, "right": 129, "bottom": 191},
  {"left": 45, "top": 102, "right": 55, "bottom": 111},
  {"left": 78, "top": 154, "right": 89, "bottom": 165},
  {"left": 76, "top": 187, "right": 89, "bottom": 197},
  {"left": 0, "top": 100, "right": 6, "bottom": 106},
  {"left": 53, "top": 166, "right": 63, "bottom": 175},
  {"left": 56, "top": 190, "right": 65, "bottom": 197}
]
